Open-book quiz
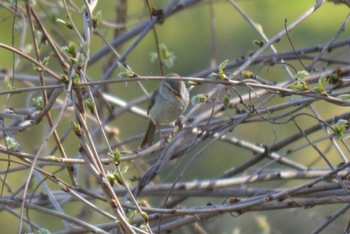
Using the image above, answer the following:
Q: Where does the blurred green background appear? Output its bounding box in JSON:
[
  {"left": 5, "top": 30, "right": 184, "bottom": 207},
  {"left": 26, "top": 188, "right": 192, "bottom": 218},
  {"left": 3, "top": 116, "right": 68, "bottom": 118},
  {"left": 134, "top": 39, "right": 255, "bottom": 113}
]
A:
[{"left": 1, "top": 0, "right": 349, "bottom": 233}]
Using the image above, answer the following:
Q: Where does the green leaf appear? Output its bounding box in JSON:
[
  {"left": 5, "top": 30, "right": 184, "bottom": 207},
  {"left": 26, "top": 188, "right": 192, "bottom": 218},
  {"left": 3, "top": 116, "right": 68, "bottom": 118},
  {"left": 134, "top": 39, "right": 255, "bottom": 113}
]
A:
[
  {"left": 85, "top": 99, "right": 95, "bottom": 114},
  {"left": 60, "top": 74, "right": 69, "bottom": 83},
  {"left": 76, "top": 53, "right": 86, "bottom": 68},
  {"left": 218, "top": 59, "right": 229, "bottom": 74},
  {"left": 62, "top": 41, "right": 77, "bottom": 57},
  {"left": 287, "top": 82, "right": 308, "bottom": 91},
  {"left": 210, "top": 59, "right": 229, "bottom": 80},
  {"left": 108, "top": 149, "right": 120, "bottom": 165},
  {"left": 113, "top": 171, "right": 123, "bottom": 185},
  {"left": 4, "top": 76, "right": 12, "bottom": 89},
  {"left": 81, "top": 41, "right": 89, "bottom": 56},
  {"left": 106, "top": 171, "right": 116, "bottom": 186},
  {"left": 160, "top": 43, "right": 176, "bottom": 68},
  {"left": 150, "top": 43, "right": 176, "bottom": 69},
  {"left": 42, "top": 56, "right": 50, "bottom": 66},
  {"left": 32, "top": 96, "right": 44, "bottom": 110},
  {"left": 55, "top": 18, "right": 73, "bottom": 30},
  {"left": 32, "top": 63, "right": 42, "bottom": 72},
  {"left": 128, "top": 210, "right": 138, "bottom": 223},
  {"left": 191, "top": 94, "right": 208, "bottom": 105},
  {"left": 72, "top": 73, "right": 81, "bottom": 84},
  {"left": 71, "top": 121, "right": 82, "bottom": 137},
  {"left": 313, "top": 75, "right": 327, "bottom": 94},
  {"left": 117, "top": 62, "right": 136, "bottom": 78},
  {"left": 121, "top": 166, "right": 128, "bottom": 174},
  {"left": 288, "top": 71, "right": 309, "bottom": 91},
  {"left": 92, "top": 11, "right": 102, "bottom": 28},
  {"left": 294, "top": 71, "right": 309, "bottom": 80},
  {"left": 334, "top": 119, "right": 348, "bottom": 140},
  {"left": 5, "top": 136, "right": 20, "bottom": 152},
  {"left": 141, "top": 211, "right": 148, "bottom": 222}
]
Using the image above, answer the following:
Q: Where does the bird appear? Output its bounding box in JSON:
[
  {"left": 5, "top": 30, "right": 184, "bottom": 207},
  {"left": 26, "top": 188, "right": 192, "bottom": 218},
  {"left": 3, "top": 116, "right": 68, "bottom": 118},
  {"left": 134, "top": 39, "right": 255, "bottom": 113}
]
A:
[{"left": 140, "top": 74, "right": 189, "bottom": 148}]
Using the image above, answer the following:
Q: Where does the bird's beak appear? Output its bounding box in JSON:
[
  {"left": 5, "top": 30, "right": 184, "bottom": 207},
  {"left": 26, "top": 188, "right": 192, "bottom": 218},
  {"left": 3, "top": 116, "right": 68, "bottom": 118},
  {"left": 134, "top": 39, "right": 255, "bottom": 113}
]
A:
[{"left": 173, "top": 91, "right": 183, "bottom": 102}]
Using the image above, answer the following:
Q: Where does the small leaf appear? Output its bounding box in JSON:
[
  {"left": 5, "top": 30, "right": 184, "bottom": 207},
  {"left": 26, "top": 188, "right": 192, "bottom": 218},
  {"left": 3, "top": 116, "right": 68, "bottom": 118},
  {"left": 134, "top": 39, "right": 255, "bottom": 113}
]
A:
[
  {"left": 81, "top": 41, "right": 89, "bottom": 56},
  {"left": 4, "top": 76, "right": 12, "bottom": 89},
  {"left": 106, "top": 171, "right": 116, "bottom": 186},
  {"left": 42, "top": 56, "right": 50, "bottom": 66},
  {"left": 113, "top": 171, "right": 123, "bottom": 185},
  {"left": 150, "top": 43, "right": 176, "bottom": 69},
  {"left": 218, "top": 59, "right": 229, "bottom": 74},
  {"left": 85, "top": 99, "right": 95, "bottom": 114},
  {"left": 334, "top": 119, "right": 349, "bottom": 140},
  {"left": 141, "top": 211, "right": 149, "bottom": 222},
  {"left": 128, "top": 210, "right": 138, "bottom": 223},
  {"left": 288, "top": 71, "right": 309, "bottom": 91},
  {"left": 32, "top": 64, "right": 42, "bottom": 72},
  {"left": 191, "top": 94, "right": 208, "bottom": 105},
  {"left": 108, "top": 149, "right": 120, "bottom": 165},
  {"left": 117, "top": 63, "right": 137, "bottom": 78},
  {"left": 313, "top": 75, "right": 327, "bottom": 95},
  {"left": 287, "top": 82, "right": 308, "bottom": 91},
  {"left": 160, "top": 43, "right": 176, "bottom": 68},
  {"left": 5, "top": 136, "right": 20, "bottom": 152},
  {"left": 92, "top": 11, "right": 102, "bottom": 28},
  {"left": 209, "top": 59, "right": 228, "bottom": 80},
  {"left": 210, "top": 59, "right": 229, "bottom": 80},
  {"left": 62, "top": 41, "right": 78, "bottom": 57},
  {"left": 60, "top": 74, "right": 69, "bottom": 83},
  {"left": 318, "top": 75, "right": 327, "bottom": 87},
  {"left": 187, "top": 81, "right": 199, "bottom": 86},
  {"left": 55, "top": 18, "right": 66, "bottom": 25},
  {"left": 71, "top": 121, "right": 82, "bottom": 137},
  {"left": 56, "top": 18, "right": 73, "bottom": 30},
  {"left": 121, "top": 166, "right": 129, "bottom": 174},
  {"left": 76, "top": 53, "right": 86, "bottom": 68},
  {"left": 73, "top": 73, "right": 81, "bottom": 84},
  {"left": 294, "top": 71, "right": 309, "bottom": 79},
  {"left": 32, "top": 96, "right": 44, "bottom": 110}
]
